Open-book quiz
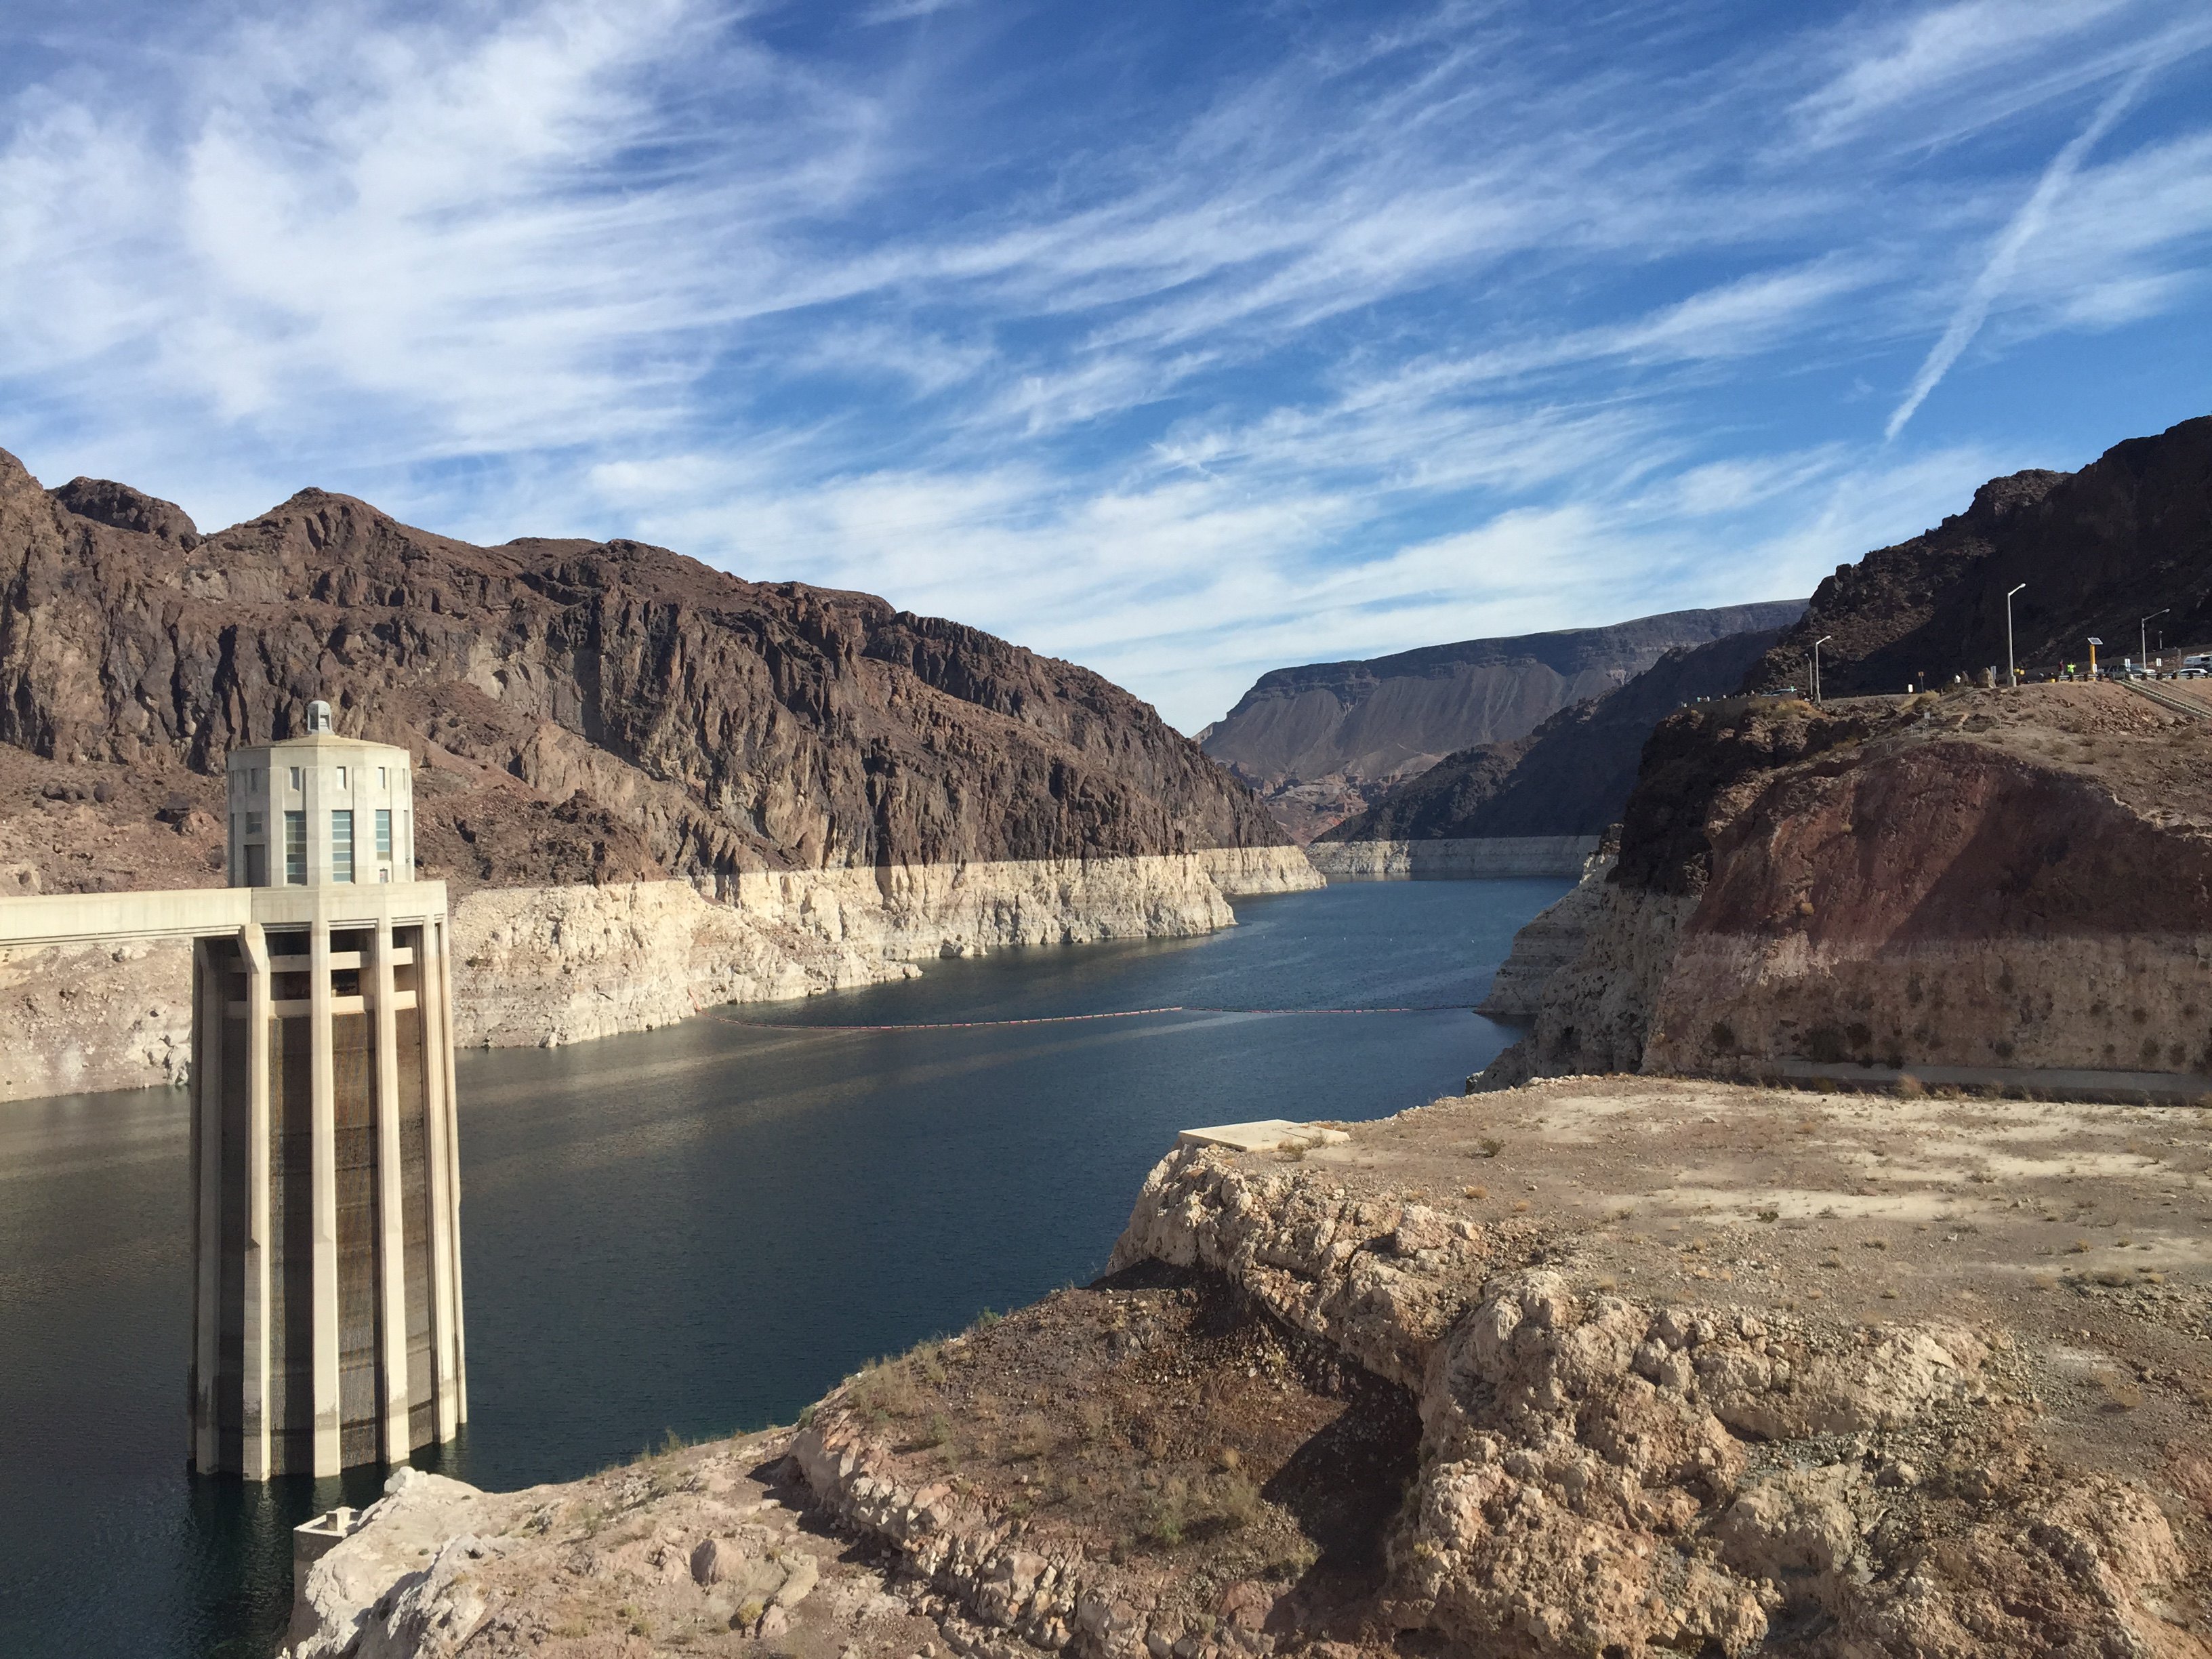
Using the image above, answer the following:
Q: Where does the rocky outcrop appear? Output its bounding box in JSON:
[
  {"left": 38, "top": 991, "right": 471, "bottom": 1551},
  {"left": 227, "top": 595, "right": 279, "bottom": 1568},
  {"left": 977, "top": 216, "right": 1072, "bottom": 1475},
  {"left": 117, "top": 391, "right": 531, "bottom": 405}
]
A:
[
  {"left": 281, "top": 1080, "right": 2212, "bottom": 1658},
  {"left": 0, "top": 446, "right": 1288, "bottom": 884},
  {"left": 0, "top": 446, "right": 1323, "bottom": 1097},
  {"left": 1303, "top": 836, "right": 1596, "bottom": 880},
  {"left": 1481, "top": 682, "right": 2212, "bottom": 1088},
  {"left": 1319, "top": 626, "right": 1787, "bottom": 845},
  {"left": 1203, "top": 603, "right": 1802, "bottom": 841},
  {"left": 1473, "top": 850, "right": 1614, "bottom": 1021},
  {"left": 1750, "top": 413, "right": 2212, "bottom": 696},
  {"left": 0, "top": 935, "right": 194, "bottom": 1098},
  {"left": 1108, "top": 1141, "right": 2204, "bottom": 1658}
]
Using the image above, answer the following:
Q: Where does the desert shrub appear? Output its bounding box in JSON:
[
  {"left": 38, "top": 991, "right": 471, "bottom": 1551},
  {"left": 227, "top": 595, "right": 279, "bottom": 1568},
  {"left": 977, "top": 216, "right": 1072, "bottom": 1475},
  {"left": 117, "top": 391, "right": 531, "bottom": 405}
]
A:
[
  {"left": 850, "top": 1358, "right": 925, "bottom": 1423},
  {"left": 1211, "top": 1472, "right": 1261, "bottom": 1531}
]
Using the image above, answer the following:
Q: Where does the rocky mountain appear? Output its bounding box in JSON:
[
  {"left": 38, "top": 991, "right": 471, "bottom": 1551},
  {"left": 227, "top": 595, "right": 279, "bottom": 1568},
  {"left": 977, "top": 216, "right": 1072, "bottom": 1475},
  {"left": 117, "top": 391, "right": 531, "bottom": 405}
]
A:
[
  {"left": 1315, "top": 625, "right": 1786, "bottom": 844},
  {"left": 0, "top": 450, "right": 1288, "bottom": 896},
  {"left": 1479, "top": 681, "right": 2212, "bottom": 1089},
  {"left": 0, "top": 449, "right": 1322, "bottom": 1097},
  {"left": 1203, "top": 601, "right": 1805, "bottom": 840},
  {"left": 1749, "top": 413, "right": 2212, "bottom": 697}
]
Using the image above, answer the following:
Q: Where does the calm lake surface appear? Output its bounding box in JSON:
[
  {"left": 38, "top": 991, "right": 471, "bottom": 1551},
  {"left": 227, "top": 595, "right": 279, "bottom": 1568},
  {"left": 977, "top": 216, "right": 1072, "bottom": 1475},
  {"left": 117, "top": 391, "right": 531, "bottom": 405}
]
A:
[{"left": 0, "top": 875, "right": 1568, "bottom": 1658}]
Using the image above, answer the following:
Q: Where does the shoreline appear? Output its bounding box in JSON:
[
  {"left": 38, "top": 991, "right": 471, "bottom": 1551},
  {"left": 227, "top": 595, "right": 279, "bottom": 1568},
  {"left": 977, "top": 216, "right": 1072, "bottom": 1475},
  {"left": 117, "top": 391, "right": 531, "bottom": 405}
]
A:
[{"left": 0, "top": 847, "right": 1323, "bottom": 1103}]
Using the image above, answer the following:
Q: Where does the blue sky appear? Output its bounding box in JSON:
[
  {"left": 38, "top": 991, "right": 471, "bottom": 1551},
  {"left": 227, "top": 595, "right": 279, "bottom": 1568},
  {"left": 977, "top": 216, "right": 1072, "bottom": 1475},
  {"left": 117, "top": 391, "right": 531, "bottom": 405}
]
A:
[{"left": 3, "top": 1, "right": 2209, "bottom": 730}]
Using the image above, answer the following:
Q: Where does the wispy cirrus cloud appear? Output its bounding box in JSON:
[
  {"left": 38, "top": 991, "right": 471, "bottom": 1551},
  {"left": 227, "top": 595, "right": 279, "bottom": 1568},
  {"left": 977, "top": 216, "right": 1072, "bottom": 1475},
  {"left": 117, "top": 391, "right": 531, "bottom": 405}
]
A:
[{"left": 1, "top": 0, "right": 2207, "bottom": 726}]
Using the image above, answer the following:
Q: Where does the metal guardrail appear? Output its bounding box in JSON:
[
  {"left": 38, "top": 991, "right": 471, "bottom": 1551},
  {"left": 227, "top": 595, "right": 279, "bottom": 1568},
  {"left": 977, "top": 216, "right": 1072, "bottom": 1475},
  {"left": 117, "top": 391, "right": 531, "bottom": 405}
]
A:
[{"left": 2125, "top": 680, "right": 2212, "bottom": 722}]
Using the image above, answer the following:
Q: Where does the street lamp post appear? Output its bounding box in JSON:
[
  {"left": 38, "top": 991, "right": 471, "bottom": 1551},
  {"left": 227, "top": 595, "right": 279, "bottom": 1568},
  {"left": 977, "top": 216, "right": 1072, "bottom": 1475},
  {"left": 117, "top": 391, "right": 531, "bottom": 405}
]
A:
[
  {"left": 1812, "top": 634, "right": 1832, "bottom": 705},
  {"left": 2142, "top": 609, "right": 2169, "bottom": 676},
  {"left": 2005, "top": 583, "right": 2026, "bottom": 686}
]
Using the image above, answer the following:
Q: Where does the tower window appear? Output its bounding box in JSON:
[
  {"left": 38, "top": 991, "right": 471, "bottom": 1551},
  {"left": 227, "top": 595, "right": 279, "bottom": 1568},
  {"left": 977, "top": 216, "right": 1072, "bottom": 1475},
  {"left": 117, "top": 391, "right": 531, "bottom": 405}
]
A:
[
  {"left": 336, "top": 766, "right": 348, "bottom": 791},
  {"left": 331, "top": 810, "right": 354, "bottom": 884},
  {"left": 375, "top": 808, "right": 392, "bottom": 860},
  {"left": 245, "top": 811, "right": 262, "bottom": 836},
  {"left": 283, "top": 813, "right": 306, "bottom": 884},
  {"left": 289, "top": 767, "right": 303, "bottom": 792},
  {"left": 378, "top": 766, "right": 388, "bottom": 789}
]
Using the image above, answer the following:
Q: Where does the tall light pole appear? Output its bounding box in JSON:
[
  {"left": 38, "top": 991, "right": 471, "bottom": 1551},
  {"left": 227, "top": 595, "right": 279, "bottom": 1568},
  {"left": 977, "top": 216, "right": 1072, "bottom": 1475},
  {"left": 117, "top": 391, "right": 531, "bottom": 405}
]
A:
[
  {"left": 1812, "top": 634, "right": 1832, "bottom": 705},
  {"left": 2142, "top": 608, "right": 2169, "bottom": 674},
  {"left": 2005, "top": 583, "right": 2026, "bottom": 686}
]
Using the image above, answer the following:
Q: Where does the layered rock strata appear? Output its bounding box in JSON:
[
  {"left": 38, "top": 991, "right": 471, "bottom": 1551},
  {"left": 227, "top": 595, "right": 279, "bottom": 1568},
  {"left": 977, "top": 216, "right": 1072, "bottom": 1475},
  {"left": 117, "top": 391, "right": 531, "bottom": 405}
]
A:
[
  {"left": 1303, "top": 836, "right": 1595, "bottom": 880},
  {"left": 1203, "top": 602, "right": 1803, "bottom": 842},
  {"left": 1473, "top": 851, "right": 1614, "bottom": 1022},
  {"left": 1481, "top": 682, "right": 2212, "bottom": 1090},
  {"left": 288, "top": 1078, "right": 2212, "bottom": 1658},
  {"left": 1319, "top": 626, "right": 1787, "bottom": 846}
]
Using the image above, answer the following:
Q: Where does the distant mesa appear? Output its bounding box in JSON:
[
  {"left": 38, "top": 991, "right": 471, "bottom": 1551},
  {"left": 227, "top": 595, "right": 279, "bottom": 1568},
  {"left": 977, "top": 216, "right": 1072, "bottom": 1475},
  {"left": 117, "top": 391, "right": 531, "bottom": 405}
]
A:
[
  {"left": 1204, "top": 601, "right": 1807, "bottom": 842},
  {"left": 1319, "top": 625, "right": 1789, "bottom": 844}
]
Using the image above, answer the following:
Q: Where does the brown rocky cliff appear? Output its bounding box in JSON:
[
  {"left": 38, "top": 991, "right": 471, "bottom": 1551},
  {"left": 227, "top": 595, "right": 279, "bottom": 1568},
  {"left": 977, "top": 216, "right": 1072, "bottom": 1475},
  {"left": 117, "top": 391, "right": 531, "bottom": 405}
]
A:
[
  {"left": 1318, "top": 626, "right": 1788, "bottom": 844},
  {"left": 1203, "top": 600, "right": 1805, "bottom": 840},
  {"left": 1483, "top": 684, "right": 2212, "bottom": 1086},
  {"left": 1750, "top": 412, "right": 2212, "bottom": 696},
  {"left": 0, "top": 451, "right": 1286, "bottom": 894}
]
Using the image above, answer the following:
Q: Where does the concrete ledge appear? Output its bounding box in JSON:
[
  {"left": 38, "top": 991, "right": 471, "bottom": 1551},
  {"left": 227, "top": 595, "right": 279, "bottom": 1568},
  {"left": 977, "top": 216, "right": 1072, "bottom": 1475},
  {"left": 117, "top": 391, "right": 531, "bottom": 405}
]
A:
[
  {"left": 1177, "top": 1119, "right": 1351, "bottom": 1153},
  {"left": 1305, "top": 836, "right": 1599, "bottom": 880}
]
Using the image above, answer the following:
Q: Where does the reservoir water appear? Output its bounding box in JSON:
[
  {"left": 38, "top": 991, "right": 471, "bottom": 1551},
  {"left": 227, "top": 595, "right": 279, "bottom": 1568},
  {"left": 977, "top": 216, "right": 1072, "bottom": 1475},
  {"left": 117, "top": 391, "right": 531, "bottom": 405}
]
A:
[{"left": 0, "top": 875, "right": 1569, "bottom": 1658}]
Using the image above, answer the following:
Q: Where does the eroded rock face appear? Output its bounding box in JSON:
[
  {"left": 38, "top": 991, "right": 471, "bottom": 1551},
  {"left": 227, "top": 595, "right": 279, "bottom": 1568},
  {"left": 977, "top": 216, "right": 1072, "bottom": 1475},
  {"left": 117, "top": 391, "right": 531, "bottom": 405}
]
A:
[
  {"left": 1319, "top": 625, "right": 1792, "bottom": 846},
  {"left": 1483, "top": 684, "right": 2212, "bottom": 1086},
  {"left": 1750, "top": 413, "right": 2212, "bottom": 697},
  {"left": 0, "top": 848, "right": 1322, "bottom": 1093},
  {"left": 1106, "top": 1147, "right": 2205, "bottom": 1659},
  {"left": 1202, "top": 603, "right": 1805, "bottom": 842},
  {"left": 0, "top": 449, "right": 1286, "bottom": 882},
  {"left": 0, "top": 448, "right": 1323, "bottom": 1092},
  {"left": 1474, "top": 851, "right": 1614, "bottom": 1023}
]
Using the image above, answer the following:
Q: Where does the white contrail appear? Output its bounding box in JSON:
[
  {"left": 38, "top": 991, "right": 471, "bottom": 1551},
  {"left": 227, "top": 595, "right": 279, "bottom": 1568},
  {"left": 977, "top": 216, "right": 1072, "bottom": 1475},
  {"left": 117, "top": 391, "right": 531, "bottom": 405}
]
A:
[{"left": 1885, "top": 59, "right": 2157, "bottom": 441}]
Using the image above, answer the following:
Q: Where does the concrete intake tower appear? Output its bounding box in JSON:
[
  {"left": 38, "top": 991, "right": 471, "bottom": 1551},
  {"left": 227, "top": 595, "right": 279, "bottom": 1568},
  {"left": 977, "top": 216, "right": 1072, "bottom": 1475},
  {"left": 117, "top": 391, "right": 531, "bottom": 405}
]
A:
[{"left": 0, "top": 701, "right": 466, "bottom": 1479}]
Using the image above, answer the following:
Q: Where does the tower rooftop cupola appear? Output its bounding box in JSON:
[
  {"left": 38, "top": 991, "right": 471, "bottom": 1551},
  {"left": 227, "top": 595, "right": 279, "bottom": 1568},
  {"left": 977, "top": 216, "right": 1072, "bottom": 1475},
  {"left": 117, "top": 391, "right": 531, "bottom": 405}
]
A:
[{"left": 226, "top": 703, "right": 416, "bottom": 887}]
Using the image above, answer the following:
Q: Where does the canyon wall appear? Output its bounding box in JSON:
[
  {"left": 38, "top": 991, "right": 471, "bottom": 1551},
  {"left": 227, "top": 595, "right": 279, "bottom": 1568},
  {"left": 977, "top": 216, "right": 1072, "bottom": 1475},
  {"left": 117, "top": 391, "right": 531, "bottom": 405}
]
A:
[
  {"left": 0, "top": 451, "right": 1289, "bottom": 880},
  {"left": 0, "top": 447, "right": 1323, "bottom": 1099},
  {"left": 1202, "top": 600, "right": 1802, "bottom": 840},
  {"left": 1303, "top": 835, "right": 1595, "bottom": 880},
  {"left": 1318, "top": 626, "right": 1786, "bottom": 846},
  {"left": 1480, "top": 684, "right": 2212, "bottom": 1090},
  {"left": 1, "top": 846, "right": 1322, "bottom": 1098}
]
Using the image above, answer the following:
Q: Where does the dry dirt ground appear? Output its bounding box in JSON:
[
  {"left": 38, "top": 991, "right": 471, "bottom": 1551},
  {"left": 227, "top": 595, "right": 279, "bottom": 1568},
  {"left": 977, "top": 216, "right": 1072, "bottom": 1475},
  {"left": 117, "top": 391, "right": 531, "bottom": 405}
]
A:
[{"left": 301, "top": 1076, "right": 2212, "bottom": 1659}]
